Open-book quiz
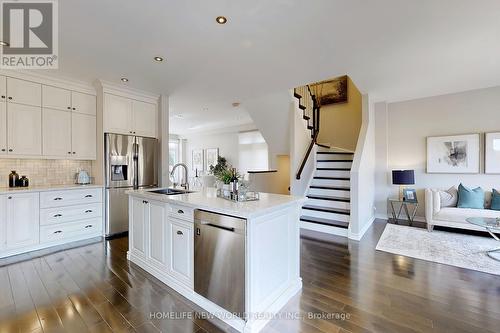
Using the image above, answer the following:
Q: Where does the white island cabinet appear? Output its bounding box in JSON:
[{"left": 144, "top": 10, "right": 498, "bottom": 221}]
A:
[{"left": 127, "top": 188, "right": 303, "bottom": 333}]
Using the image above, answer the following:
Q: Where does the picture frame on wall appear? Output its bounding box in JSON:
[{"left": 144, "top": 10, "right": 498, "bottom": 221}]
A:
[
  {"left": 485, "top": 132, "right": 500, "bottom": 174},
  {"left": 426, "top": 134, "right": 480, "bottom": 174},
  {"left": 205, "top": 148, "right": 219, "bottom": 171},
  {"left": 192, "top": 149, "right": 204, "bottom": 171}
]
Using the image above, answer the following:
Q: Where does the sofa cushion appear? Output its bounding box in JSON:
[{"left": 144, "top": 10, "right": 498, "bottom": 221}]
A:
[
  {"left": 491, "top": 189, "right": 500, "bottom": 211},
  {"left": 434, "top": 207, "right": 500, "bottom": 224},
  {"left": 439, "top": 186, "right": 458, "bottom": 208},
  {"left": 457, "top": 184, "right": 484, "bottom": 209}
]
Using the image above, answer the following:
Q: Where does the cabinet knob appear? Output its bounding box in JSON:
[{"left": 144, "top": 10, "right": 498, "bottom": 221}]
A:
[
  {"left": 85, "top": 210, "right": 93, "bottom": 213},
  {"left": 68, "top": 152, "right": 71, "bottom": 154},
  {"left": 8, "top": 149, "right": 12, "bottom": 152},
  {"left": 72, "top": 107, "right": 76, "bottom": 110},
  {"left": 177, "top": 209, "right": 184, "bottom": 214},
  {"left": 67, "top": 106, "right": 71, "bottom": 110},
  {"left": 85, "top": 225, "right": 93, "bottom": 228},
  {"left": 84, "top": 194, "right": 93, "bottom": 198},
  {"left": 7, "top": 196, "right": 12, "bottom": 199},
  {"left": 1, "top": 149, "right": 5, "bottom": 152},
  {"left": 54, "top": 231, "right": 62, "bottom": 234},
  {"left": 1, "top": 95, "right": 5, "bottom": 99},
  {"left": 72, "top": 152, "right": 76, "bottom": 154},
  {"left": 8, "top": 96, "right": 12, "bottom": 100},
  {"left": 53, "top": 214, "right": 63, "bottom": 218},
  {"left": 54, "top": 197, "right": 63, "bottom": 201},
  {"left": 176, "top": 230, "right": 183, "bottom": 236}
]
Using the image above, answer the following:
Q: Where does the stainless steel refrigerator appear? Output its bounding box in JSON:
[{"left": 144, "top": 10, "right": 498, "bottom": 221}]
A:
[{"left": 105, "top": 133, "right": 158, "bottom": 238}]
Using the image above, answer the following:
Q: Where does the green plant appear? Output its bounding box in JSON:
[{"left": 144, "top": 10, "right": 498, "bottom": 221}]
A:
[
  {"left": 209, "top": 156, "right": 228, "bottom": 177},
  {"left": 218, "top": 169, "right": 234, "bottom": 185}
]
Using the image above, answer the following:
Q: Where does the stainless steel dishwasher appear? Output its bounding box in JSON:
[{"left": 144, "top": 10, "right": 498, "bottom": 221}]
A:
[{"left": 194, "top": 210, "right": 246, "bottom": 318}]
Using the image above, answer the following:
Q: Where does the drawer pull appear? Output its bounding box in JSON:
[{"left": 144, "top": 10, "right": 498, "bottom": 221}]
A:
[
  {"left": 85, "top": 210, "right": 93, "bottom": 213},
  {"left": 84, "top": 194, "right": 93, "bottom": 198},
  {"left": 53, "top": 214, "right": 63, "bottom": 218},
  {"left": 176, "top": 230, "right": 183, "bottom": 235},
  {"left": 53, "top": 230, "right": 63, "bottom": 234},
  {"left": 143, "top": 200, "right": 149, "bottom": 204},
  {"left": 85, "top": 225, "right": 93, "bottom": 229},
  {"left": 54, "top": 197, "right": 63, "bottom": 201},
  {"left": 7, "top": 196, "right": 12, "bottom": 199},
  {"left": 177, "top": 209, "right": 184, "bottom": 214}
]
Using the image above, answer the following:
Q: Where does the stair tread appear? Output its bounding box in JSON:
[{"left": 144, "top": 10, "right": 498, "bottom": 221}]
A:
[
  {"left": 303, "top": 115, "right": 310, "bottom": 120},
  {"left": 303, "top": 205, "right": 350, "bottom": 215},
  {"left": 310, "top": 185, "right": 350, "bottom": 191},
  {"left": 307, "top": 195, "right": 351, "bottom": 202},
  {"left": 299, "top": 104, "right": 306, "bottom": 110},
  {"left": 300, "top": 216, "right": 349, "bottom": 229},
  {"left": 317, "top": 152, "right": 354, "bottom": 155},
  {"left": 314, "top": 176, "right": 350, "bottom": 180},
  {"left": 317, "top": 167, "right": 351, "bottom": 171},
  {"left": 317, "top": 159, "right": 353, "bottom": 162}
]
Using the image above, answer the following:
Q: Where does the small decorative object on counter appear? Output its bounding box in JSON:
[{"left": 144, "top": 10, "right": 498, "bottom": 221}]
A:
[
  {"left": 8, "top": 170, "right": 19, "bottom": 188},
  {"left": 19, "top": 176, "right": 29, "bottom": 187}
]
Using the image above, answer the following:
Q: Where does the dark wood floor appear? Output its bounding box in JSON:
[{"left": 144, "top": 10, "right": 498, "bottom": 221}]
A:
[{"left": 1, "top": 220, "right": 499, "bottom": 333}]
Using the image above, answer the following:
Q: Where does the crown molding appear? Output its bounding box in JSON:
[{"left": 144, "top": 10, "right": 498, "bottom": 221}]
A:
[
  {"left": 95, "top": 79, "right": 161, "bottom": 104},
  {"left": 0, "top": 69, "right": 96, "bottom": 95}
]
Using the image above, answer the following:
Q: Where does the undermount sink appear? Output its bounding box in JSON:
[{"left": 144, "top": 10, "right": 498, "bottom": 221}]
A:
[{"left": 148, "top": 188, "right": 193, "bottom": 195}]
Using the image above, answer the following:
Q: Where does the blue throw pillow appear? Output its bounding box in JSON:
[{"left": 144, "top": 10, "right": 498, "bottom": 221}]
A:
[
  {"left": 491, "top": 189, "right": 500, "bottom": 211},
  {"left": 457, "top": 184, "right": 485, "bottom": 209}
]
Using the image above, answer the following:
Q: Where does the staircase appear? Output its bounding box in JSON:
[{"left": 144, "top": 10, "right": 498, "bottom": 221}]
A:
[
  {"left": 300, "top": 147, "right": 353, "bottom": 236},
  {"left": 293, "top": 85, "right": 353, "bottom": 236}
]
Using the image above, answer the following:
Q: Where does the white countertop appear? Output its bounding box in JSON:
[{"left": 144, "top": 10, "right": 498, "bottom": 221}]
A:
[
  {"left": 126, "top": 187, "right": 304, "bottom": 219},
  {"left": 0, "top": 184, "right": 103, "bottom": 195}
]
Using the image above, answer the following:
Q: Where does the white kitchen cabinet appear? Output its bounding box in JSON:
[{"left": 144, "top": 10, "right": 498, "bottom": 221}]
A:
[
  {"left": 7, "top": 103, "right": 42, "bottom": 155},
  {"left": 42, "top": 85, "right": 71, "bottom": 111},
  {"left": 0, "top": 195, "right": 6, "bottom": 251},
  {"left": 167, "top": 217, "right": 194, "bottom": 287},
  {"left": 42, "top": 108, "right": 72, "bottom": 157},
  {"left": 72, "top": 92, "right": 96, "bottom": 115},
  {"left": 0, "top": 103, "right": 6, "bottom": 155},
  {"left": 131, "top": 196, "right": 148, "bottom": 258},
  {"left": 6, "top": 77, "right": 42, "bottom": 107},
  {"left": 4, "top": 193, "right": 40, "bottom": 250},
  {"left": 132, "top": 100, "right": 157, "bottom": 137},
  {"left": 104, "top": 93, "right": 133, "bottom": 135},
  {"left": 0, "top": 75, "right": 6, "bottom": 102},
  {"left": 148, "top": 200, "right": 168, "bottom": 268},
  {"left": 71, "top": 113, "right": 96, "bottom": 159}
]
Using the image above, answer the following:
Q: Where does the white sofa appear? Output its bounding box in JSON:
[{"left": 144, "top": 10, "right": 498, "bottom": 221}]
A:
[{"left": 425, "top": 188, "right": 500, "bottom": 232}]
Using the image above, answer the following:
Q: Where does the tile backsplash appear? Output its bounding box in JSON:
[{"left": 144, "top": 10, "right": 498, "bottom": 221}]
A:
[{"left": 0, "top": 159, "right": 93, "bottom": 187}]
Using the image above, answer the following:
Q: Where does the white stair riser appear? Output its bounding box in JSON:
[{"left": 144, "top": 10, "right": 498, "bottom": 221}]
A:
[
  {"left": 316, "top": 154, "right": 354, "bottom": 161},
  {"left": 312, "top": 178, "right": 350, "bottom": 187},
  {"left": 301, "top": 222, "right": 348, "bottom": 237},
  {"left": 301, "top": 209, "right": 350, "bottom": 222},
  {"left": 317, "top": 161, "right": 352, "bottom": 169},
  {"left": 315, "top": 170, "right": 350, "bottom": 178},
  {"left": 306, "top": 198, "right": 350, "bottom": 210},
  {"left": 308, "top": 188, "right": 350, "bottom": 197}
]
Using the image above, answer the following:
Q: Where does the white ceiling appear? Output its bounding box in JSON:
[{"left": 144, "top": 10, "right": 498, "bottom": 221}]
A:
[{"left": 43, "top": 0, "right": 500, "bottom": 133}]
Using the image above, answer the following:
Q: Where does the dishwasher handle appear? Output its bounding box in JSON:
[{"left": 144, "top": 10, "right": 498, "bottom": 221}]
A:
[{"left": 203, "top": 222, "right": 235, "bottom": 232}]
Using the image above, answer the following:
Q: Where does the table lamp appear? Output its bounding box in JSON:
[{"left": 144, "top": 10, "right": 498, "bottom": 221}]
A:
[{"left": 392, "top": 170, "right": 415, "bottom": 200}]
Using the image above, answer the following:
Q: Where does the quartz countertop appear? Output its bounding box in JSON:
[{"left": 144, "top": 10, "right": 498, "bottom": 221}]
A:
[
  {"left": 0, "top": 184, "right": 103, "bottom": 195},
  {"left": 126, "top": 187, "right": 304, "bottom": 219}
]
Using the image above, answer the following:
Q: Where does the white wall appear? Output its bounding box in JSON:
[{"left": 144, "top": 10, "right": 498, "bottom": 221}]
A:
[
  {"left": 375, "top": 86, "right": 500, "bottom": 219},
  {"left": 349, "top": 94, "right": 376, "bottom": 240}
]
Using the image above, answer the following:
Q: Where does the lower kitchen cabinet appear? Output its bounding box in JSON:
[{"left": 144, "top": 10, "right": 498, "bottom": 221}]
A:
[
  {"left": 167, "top": 218, "right": 193, "bottom": 287},
  {"left": 148, "top": 200, "right": 168, "bottom": 268},
  {"left": 1, "top": 193, "right": 40, "bottom": 250},
  {"left": 130, "top": 196, "right": 148, "bottom": 257}
]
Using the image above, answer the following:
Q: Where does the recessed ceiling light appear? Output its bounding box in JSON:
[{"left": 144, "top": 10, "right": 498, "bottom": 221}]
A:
[
  {"left": 0, "top": 41, "right": 9, "bottom": 46},
  {"left": 216, "top": 16, "right": 227, "bottom": 24},
  {"left": 121, "top": 77, "right": 129, "bottom": 82},
  {"left": 154, "top": 56, "right": 164, "bottom": 62}
]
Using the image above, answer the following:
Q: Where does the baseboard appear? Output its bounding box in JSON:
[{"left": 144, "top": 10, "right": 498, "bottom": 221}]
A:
[
  {"left": 348, "top": 215, "right": 375, "bottom": 241},
  {"left": 300, "top": 221, "right": 348, "bottom": 237},
  {"left": 375, "top": 213, "right": 426, "bottom": 223}
]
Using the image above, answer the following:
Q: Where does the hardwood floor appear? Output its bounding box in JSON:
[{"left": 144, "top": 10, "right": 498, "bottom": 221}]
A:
[{"left": 1, "top": 220, "right": 499, "bottom": 333}]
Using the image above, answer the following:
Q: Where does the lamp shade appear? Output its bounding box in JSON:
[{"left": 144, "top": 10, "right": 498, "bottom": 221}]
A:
[{"left": 392, "top": 170, "right": 415, "bottom": 185}]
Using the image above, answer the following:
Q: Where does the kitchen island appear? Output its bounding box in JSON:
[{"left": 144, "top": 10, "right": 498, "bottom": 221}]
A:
[{"left": 126, "top": 188, "right": 304, "bottom": 333}]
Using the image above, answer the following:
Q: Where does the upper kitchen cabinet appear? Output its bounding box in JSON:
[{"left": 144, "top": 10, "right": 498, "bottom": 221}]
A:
[
  {"left": 7, "top": 103, "right": 42, "bottom": 156},
  {"left": 71, "top": 113, "right": 97, "bottom": 159},
  {"left": 72, "top": 92, "right": 96, "bottom": 115},
  {"left": 0, "top": 103, "right": 6, "bottom": 155},
  {"left": 0, "top": 75, "right": 6, "bottom": 102},
  {"left": 42, "top": 108, "right": 72, "bottom": 157},
  {"left": 6, "top": 77, "right": 42, "bottom": 107},
  {"left": 42, "top": 85, "right": 71, "bottom": 111},
  {"left": 104, "top": 93, "right": 157, "bottom": 138}
]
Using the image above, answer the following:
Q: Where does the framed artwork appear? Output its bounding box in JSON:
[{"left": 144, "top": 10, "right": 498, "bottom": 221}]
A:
[
  {"left": 310, "top": 75, "right": 348, "bottom": 106},
  {"left": 485, "top": 132, "right": 500, "bottom": 174},
  {"left": 205, "top": 148, "right": 219, "bottom": 170},
  {"left": 402, "top": 188, "right": 418, "bottom": 203},
  {"left": 426, "top": 134, "right": 480, "bottom": 174},
  {"left": 192, "top": 149, "right": 204, "bottom": 171}
]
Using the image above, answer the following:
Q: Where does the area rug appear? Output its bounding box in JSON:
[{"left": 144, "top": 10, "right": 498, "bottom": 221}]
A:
[{"left": 376, "top": 224, "right": 500, "bottom": 275}]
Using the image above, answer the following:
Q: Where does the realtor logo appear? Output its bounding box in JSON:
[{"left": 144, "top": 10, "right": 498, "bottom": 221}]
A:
[{"left": 1, "top": 0, "right": 58, "bottom": 69}]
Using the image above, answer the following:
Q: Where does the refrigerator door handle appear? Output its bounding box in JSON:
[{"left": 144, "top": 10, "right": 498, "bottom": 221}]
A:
[{"left": 133, "top": 141, "right": 139, "bottom": 189}]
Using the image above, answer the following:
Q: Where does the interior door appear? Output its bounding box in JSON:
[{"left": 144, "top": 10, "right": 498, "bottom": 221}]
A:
[
  {"left": 0, "top": 103, "right": 6, "bottom": 155},
  {"left": 135, "top": 136, "right": 158, "bottom": 187},
  {"left": 42, "top": 108, "right": 72, "bottom": 157},
  {"left": 7, "top": 103, "right": 42, "bottom": 155},
  {"left": 72, "top": 113, "right": 96, "bottom": 159}
]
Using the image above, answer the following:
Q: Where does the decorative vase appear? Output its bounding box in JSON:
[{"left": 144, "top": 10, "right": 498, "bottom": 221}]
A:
[{"left": 222, "top": 184, "right": 231, "bottom": 197}]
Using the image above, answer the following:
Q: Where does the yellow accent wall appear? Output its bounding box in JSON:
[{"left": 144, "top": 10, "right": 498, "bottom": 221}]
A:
[{"left": 317, "top": 76, "right": 362, "bottom": 151}]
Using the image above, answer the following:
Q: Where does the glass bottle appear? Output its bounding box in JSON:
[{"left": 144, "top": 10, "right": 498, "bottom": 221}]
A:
[
  {"left": 9, "top": 170, "right": 19, "bottom": 188},
  {"left": 20, "top": 176, "right": 29, "bottom": 187}
]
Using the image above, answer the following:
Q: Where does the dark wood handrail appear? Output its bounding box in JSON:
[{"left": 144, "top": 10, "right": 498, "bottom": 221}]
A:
[{"left": 295, "top": 85, "right": 320, "bottom": 180}]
